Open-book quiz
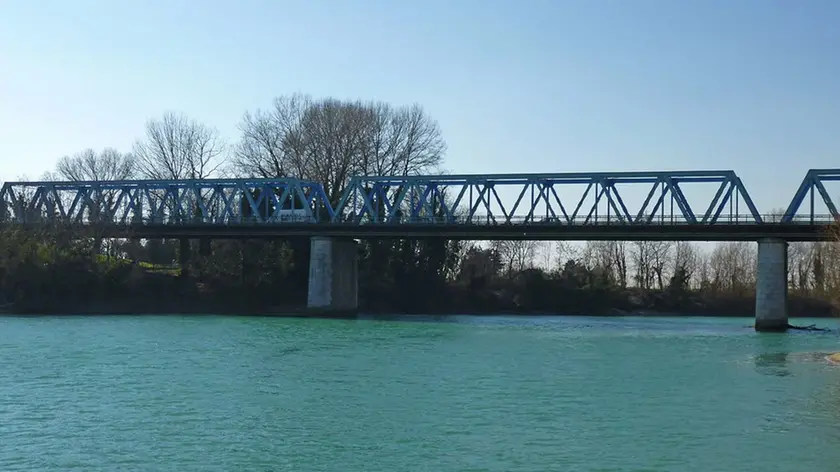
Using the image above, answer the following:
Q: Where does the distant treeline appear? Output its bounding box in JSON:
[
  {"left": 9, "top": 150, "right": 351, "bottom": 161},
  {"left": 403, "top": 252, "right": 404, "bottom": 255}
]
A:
[{"left": 0, "top": 226, "right": 836, "bottom": 317}]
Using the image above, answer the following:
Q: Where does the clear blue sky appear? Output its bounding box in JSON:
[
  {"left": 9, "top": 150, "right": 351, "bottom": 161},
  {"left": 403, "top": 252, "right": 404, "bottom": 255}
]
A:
[{"left": 1, "top": 0, "right": 839, "bottom": 213}]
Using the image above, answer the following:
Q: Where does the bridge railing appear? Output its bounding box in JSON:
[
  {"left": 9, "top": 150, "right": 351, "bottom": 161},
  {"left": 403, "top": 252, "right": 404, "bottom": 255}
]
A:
[
  {"left": 326, "top": 214, "right": 838, "bottom": 226},
  {"left": 2, "top": 213, "right": 836, "bottom": 227}
]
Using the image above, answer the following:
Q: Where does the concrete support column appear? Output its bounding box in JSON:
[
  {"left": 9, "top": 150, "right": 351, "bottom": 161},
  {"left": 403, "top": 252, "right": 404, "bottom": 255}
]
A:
[
  {"left": 307, "top": 237, "right": 358, "bottom": 313},
  {"left": 755, "top": 238, "right": 788, "bottom": 332}
]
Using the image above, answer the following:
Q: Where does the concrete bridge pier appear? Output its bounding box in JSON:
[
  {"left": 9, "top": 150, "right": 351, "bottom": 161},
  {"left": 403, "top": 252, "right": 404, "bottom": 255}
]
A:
[
  {"left": 307, "top": 237, "right": 358, "bottom": 314},
  {"left": 755, "top": 238, "right": 788, "bottom": 332}
]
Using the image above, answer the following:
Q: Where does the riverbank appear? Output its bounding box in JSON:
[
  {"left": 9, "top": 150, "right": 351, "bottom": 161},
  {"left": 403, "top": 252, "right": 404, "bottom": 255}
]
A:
[
  {"left": 3, "top": 228, "right": 839, "bottom": 320},
  {"left": 0, "top": 291, "right": 837, "bottom": 318},
  {"left": 0, "top": 229, "right": 836, "bottom": 318}
]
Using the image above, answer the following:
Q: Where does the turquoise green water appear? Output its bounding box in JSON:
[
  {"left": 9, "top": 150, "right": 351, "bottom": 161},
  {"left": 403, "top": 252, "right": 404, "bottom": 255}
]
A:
[{"left": 2, "top": 315, "right": 840, "bottom": 471}]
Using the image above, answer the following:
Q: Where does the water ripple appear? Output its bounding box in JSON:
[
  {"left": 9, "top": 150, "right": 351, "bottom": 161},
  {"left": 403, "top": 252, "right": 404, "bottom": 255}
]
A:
[{"left": 0, "top": 315, "right": 839, "bottom": 471}]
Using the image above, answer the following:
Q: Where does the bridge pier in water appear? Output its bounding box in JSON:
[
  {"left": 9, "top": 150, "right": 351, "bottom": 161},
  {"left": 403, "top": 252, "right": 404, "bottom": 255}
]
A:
[
  {"left": 307, "top": 237, "right": 358, "bottom": 314},
  {"left": 755, "top": 238, "right": 788, "bottom": 332}
]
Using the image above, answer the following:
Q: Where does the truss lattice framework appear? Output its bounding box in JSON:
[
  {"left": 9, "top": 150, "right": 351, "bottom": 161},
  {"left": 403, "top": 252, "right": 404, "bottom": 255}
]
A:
[
  {"left": 782, "top": 169, "right": 840, "bottom": 223},
  {"left": 0, "top": 179, "right": 336, "bottom": 225},
  {"left": 332, "top": 171, "right": 763, "bottom": 225}
]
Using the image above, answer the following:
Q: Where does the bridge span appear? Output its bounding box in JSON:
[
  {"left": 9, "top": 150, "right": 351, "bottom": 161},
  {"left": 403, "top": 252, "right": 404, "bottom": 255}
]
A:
[{"left": 2, "top": 168, "right": 839, "bottom": 332}]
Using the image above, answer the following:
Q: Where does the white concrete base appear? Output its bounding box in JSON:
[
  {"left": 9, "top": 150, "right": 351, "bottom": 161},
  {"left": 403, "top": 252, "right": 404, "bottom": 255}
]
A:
[
  {"left": 755, "top": 238, "right": 788, "bottom": 332},
  {"left": 307, "top": 237, "right": 358, "bottom": 312}
]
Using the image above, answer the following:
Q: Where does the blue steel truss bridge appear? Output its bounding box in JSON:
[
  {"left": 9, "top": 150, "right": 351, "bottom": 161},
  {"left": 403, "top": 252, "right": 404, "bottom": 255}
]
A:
[{"left": 0, "top": 169, "right": 838, "bottom": 242}]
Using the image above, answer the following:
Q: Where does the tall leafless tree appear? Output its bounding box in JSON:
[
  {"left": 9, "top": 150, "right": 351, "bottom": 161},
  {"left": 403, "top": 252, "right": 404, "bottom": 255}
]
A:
[
  {"left": 554, "top": 241, "right": 581, "bottom": 270},
  {"left": 610, "top": 241, "right": 629, "bottom": 288},
  {"left": 232, "top": 94, "right": 445, "bottom": 202},
  {"left": 788, "top": 242, "right": 815, "bottom": 293},
  {"left": 491, "top": 240, "right": 538, "bottom": 276},
  {"left": 55, "top": 148, "right": 136, "bottom": 182},
  {"left": 581, "top": 241, "right": 627, "bottom": 287},
  {"left": 672, "top": 241, "right": 700, "bottom": 289},
  {"left": 631, "top": 241, "right": 672, "bottom": 290},
  {"left": 134, "top": 112, "right": 225, "bottom": 180},
  {"left": 708, "top": 242, "right": 755, "bottom": 294},
  {"left": 357, "top": 101, "right": 446, "bottom": 177},
  {"left": 52, "top": 148, "right": 136, "bottom": 223},
  {"left": 538, "top": 241, "right": 554, "bottom": 269},
  {"left": 632, "top": 241, "right": 654, "bottom": 290},
  {"left": 231, "top": 94, "right": 312, "bottom": 179}
]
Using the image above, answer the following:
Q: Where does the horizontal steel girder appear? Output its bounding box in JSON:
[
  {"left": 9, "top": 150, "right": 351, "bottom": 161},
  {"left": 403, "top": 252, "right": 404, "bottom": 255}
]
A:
[{"left": 2, "top": 222, "right": 832, "bottom": 242}]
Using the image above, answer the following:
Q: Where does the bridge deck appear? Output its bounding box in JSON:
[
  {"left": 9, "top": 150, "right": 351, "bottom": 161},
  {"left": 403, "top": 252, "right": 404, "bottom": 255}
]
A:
[{"left": 9, "top": 222, "right": 833, "bottom": 241}]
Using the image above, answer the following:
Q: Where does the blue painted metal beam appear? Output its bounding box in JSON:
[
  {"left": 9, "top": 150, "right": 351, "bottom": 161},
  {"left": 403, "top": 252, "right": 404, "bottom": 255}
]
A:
[
  {"left": 2, "top": 168, "right": 836, "bottom": 229},
  {"left": 357, "top": 170, "right": 739, "bottom": 182},
  {"left": 333, "top": 170, "right": 763, "bottom": 226},
  {"left": 782, "top": 169, "right": 840, "bottom": 223},
  {"left": 0, "top": 178, "right": 335, "bottom": 225}
]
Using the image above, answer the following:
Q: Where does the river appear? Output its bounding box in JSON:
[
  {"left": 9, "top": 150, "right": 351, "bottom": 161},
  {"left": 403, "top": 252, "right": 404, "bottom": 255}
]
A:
[{"left": 2, "top": 315, "right": 840, "bottom": 471}]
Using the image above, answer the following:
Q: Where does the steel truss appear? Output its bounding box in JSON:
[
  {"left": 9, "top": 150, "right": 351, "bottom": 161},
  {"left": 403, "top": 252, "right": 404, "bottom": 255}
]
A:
[
  {"left": 10, "top": 168, "right": 830, "bottom": 228},
  {"left": 333, "top": 171, "right": 762, "bottom": 225},
  {"left": 782, "top": 169, "right": 840, "bottom": 223},
  {"left": 0, "top": 178, "right": 335, "bottom": 225}
]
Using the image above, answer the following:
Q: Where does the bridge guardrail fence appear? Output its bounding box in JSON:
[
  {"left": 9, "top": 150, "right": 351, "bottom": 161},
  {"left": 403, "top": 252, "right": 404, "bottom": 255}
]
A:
[{"left": 3, "top": 213, "right": 837, "bottom": 227}]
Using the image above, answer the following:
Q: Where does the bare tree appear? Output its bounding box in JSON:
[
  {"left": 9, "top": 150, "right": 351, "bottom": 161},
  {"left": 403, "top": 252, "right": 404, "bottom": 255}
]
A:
[
  {"left": 233, "top": 94, "right": 445, "bottom": 201},
  {"left": 537, "top": 241, "right": 554, "bottom": 269},
  {"left": 134, "top": 112, "right": 225, "bottom": 180},
  {"left": 56, "top": 148, "right": 135, "bottom": 182},
  {"left": 672, "top": 241, "right": 700, "bottom": 289},
  {"left": 650, "top": 241, "right": 672, "bottom": 290},
  {"left": 581, "top": 241, "right": 626, "bottom": 287},
  {"left": 296, "top": 98, "right": 370, "bottom": 201},
  {"left": 610, "top": 241, "right": 628, "bottom": 288},
  {"left": 491, "top": 240, "right": 538, "bottom": 276},
  {"left": 357, "top": 102, "right": 446, "bottom": 177},
  {"left": 697, "top": 250, "right": 712, "bottom": 290},
  {"left": 232, "top": 94, "right": 311, "bottom": 179},
  {"left": 708, "top": 242, "right": 755, "bottom": 294},
  {"left": 581, "top": 242, "right": 607, "bottom": 272},
  {"left": 554, "top": 241, "right": 580, "bottom": 268},
  {"left": 631, "top": 241, "right": 673, "bottom": 290},
  {"left": 788, "top": 242, "right": 814, "bottom": 293},
  {"left": 632, "top": 241, "right": 654, "bottom": 289},
  {"left": 806, "top": 237, "right": 840, "bottom": 300}
]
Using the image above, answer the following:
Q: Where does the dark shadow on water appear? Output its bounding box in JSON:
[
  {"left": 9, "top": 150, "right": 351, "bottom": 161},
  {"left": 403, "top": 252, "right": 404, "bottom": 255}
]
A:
[
  {"left": 754, "top": 352, "right": 792, "bottom": 377},
  {"left": 277, "top": 347, "right": 302, "bottom": 356},
  {"left": 753, "top": 334, "right": 793, "bottom": 377},
  {"left": 750, "top": 322, "right": 839, "bottom": 377}
]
